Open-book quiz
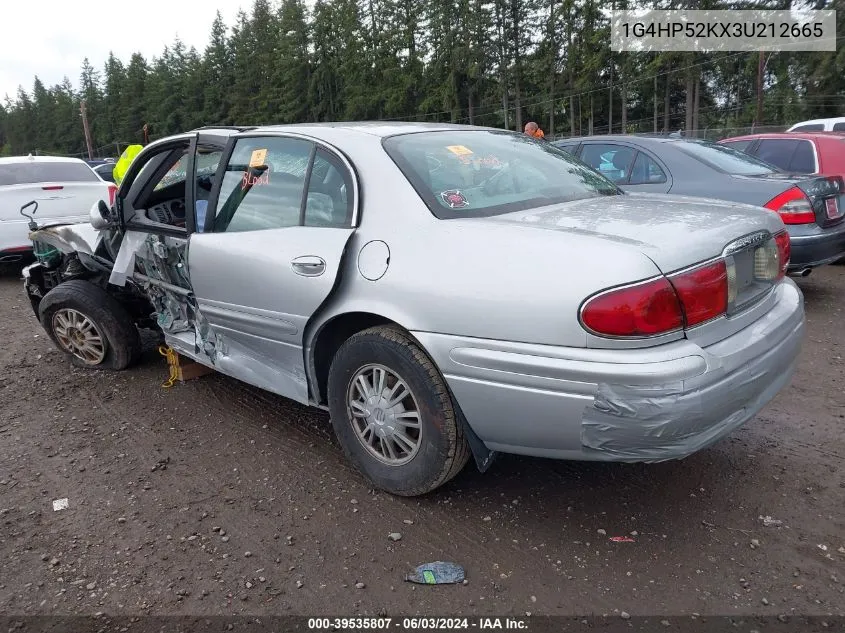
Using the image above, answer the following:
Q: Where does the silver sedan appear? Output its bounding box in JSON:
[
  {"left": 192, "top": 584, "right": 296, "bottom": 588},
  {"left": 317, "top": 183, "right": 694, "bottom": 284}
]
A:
[{"left": 24, "top": 123, "right": 805, "bottom": 495}]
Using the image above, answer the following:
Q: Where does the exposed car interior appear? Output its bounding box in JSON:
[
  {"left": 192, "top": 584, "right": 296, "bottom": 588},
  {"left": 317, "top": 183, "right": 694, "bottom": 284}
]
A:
[{"left": 125, "top": 146, "right": 220, "bottom": 230}]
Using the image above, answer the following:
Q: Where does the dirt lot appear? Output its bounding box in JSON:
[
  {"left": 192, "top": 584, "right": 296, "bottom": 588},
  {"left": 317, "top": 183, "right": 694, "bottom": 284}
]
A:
[{"left": 0, "top": 265, "right": 843, "bottom": 619}]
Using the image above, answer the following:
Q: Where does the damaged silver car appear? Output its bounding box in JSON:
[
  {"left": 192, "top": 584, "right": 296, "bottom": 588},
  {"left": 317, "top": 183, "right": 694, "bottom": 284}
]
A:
[{"left": 23, "top": 123, "right": 805, "bottom": 496}]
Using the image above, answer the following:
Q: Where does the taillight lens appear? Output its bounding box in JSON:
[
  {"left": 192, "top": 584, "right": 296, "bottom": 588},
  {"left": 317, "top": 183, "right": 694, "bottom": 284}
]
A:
[
  {"left": 580, "top": 277, "right": 683, "bottom": 337},
  {"left": 108, "top": 184, "right": 117, "bottom": 206},
  {"left": 669, "top": 260, "right": 728, "bottom": 328},
  {"left": 764, "top": 186, "right": 815, "bottom": 224},
  {"left": 774, "top": 230, "right": 790, "bottom": 279}
]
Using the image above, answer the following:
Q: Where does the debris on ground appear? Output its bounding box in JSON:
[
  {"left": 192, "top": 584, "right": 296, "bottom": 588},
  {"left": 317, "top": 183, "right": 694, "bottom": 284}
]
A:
[
  {"left": 610, "top": 536, "right": 635, "bottom": 543},
  {"left": 405, "top": 562, "right": 465, "bottom": 585},
  {"left": 52, "top": 498, "right": 68, "bottom": 512},
  {"left": 388, "top": 532, "right": 402, "bottom": 542},
  {"left": 759, "top": 515, "right": 783, "bottom": 527}
]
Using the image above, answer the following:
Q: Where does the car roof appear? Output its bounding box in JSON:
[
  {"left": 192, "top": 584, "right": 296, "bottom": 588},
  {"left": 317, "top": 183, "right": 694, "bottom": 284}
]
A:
[
  {"left": 0, "top": 155, "right": 91, "bottom": 165},
  {"left": 553, "top": 134, "right": 690, "bottom": 146},
  {"left": 196, "top": 121, "right": 501, "bottom": 139},
  {"left": 789, "top": 116, "right": 845, "bottom": 126},
  {"left": 721, "top": 132, "right": 845, "bottom": 142}
]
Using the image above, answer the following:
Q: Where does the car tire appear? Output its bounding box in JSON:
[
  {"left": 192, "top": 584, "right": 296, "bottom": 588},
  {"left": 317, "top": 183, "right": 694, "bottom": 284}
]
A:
[
  {"left": 39, "top": 279, "right": 141, "bottom": 371},
  {"left": 327, "top": 326, "right": 471, "bottom": 496}
]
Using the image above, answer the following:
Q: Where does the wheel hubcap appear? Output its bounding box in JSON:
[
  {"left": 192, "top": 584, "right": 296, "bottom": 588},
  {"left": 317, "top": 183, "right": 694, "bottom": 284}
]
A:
[
  {"left": 347, "top": 364, "right": 422, "bottom": 466},
  {"left": 52, "top": 308, "right": 107, "bottom": 365}
]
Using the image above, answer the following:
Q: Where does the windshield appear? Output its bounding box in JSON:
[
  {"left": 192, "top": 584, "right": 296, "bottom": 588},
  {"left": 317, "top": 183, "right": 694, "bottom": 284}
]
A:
[
  {"left": 383, "top": 130, "right": 620, "bottom": 219},
  {"left": 672, "top": 139, "right": 779, "bottom": 175}
]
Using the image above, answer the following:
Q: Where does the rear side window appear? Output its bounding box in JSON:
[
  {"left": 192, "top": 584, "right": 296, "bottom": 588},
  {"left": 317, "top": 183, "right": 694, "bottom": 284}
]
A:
[
  {"left": 833, "top": 122, "right": 845, "bottom": 132},
  {"left": 304, "top": 149, "right": 353, "bottom": 228},
  {"left": 791, "top": 124, "right": 824, "bottom": 132},
  {"left": 755, "top": 139, "right": 800, "bottom": 171},
  {"left": 789, "top": 141, "right": 816, "bottom": 173},
  {"left": 629, "top": 152, "right": 667, "bottom": 184},
  {"left": 0, "top": 161, "right": 99, "bottom": 186}
]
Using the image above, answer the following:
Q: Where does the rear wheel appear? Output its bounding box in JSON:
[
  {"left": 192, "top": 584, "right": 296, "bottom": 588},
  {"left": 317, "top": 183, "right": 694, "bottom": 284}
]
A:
[
  {"left": 327, "top": 326, "right": 470, "bottom": 496},
  {"left": 39, "top": 280, "right": 141, "bottom": 370}
]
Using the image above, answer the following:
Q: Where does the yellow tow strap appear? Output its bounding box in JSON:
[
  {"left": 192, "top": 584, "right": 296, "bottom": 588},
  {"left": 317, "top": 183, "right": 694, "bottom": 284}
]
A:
[{"left": 159, "top": 345, "right": 179, "bottom": 388}]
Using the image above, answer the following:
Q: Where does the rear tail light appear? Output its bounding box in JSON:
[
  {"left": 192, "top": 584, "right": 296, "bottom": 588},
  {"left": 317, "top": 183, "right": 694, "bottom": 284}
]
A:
[
  {"left": 107, "top": 184, "right": 117, "bottom": 206},
  {"left": 668, "top": 260, "right": 728, "bottom": 328},
  {"left": 774, "top": 230, "right": 790, "bottom": 279},
  {"left": 581, "top": 233, "right": 789, "bottom": 338},
  {"left": 764, "top": 186, "right": 815, "bottom": 224},
  {"left": 580, "top": 277, "right": 683, "bottom": 337}
]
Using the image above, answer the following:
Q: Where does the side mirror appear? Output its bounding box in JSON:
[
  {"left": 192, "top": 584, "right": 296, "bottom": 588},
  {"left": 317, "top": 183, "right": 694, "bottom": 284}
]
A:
[{"left": 89, "top": 200, "right": 111, "bottom": 230}]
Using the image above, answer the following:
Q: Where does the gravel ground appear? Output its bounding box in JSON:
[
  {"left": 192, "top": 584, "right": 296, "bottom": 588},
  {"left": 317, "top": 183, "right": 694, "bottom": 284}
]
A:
[{"left": 0, "top": 265, "right": 843, "bottom": 618}]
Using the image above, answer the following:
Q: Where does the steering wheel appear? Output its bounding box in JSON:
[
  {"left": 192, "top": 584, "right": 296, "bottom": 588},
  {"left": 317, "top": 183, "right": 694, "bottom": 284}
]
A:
[{"left": 478, "top": 167, "right": 512, "bottom": 196}]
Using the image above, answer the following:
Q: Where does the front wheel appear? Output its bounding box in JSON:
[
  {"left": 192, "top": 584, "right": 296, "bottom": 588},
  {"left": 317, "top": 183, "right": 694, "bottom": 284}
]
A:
[
  {"left": 39, "top": 280, "right": 141, "bottom": 370},
  {"left": 327, "top": 326, "right": 470, "bottom": 496}
]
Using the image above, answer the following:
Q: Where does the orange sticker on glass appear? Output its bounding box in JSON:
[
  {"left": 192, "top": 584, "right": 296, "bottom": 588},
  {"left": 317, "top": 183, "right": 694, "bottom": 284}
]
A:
[
  {"left": 446, "top": 145, "right": 473, "bottom": 156},
  {"left": 249, "top": 148, "right": 268, "bottom": 167}
]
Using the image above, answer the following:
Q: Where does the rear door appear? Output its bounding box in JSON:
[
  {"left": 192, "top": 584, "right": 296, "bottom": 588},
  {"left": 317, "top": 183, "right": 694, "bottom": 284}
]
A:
[
  {"left": 187, "top": 133, "right": 356, "bottom": 404},
  {"left": 0, "top": 160, "right": 111, "bottom": 252}
]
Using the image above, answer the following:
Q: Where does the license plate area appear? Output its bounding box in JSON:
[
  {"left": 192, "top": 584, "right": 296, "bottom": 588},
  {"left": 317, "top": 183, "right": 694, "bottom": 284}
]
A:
[{"left": 824, "top": 196, "right": 842, "bottom": 220}]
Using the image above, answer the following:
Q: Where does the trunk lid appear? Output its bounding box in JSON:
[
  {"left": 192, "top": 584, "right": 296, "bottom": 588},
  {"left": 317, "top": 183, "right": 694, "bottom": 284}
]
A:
[
  {"left": 479, "top": 192, "right": 788, "bottom": 346},
  {"left": 484, "top": 192, "right": 784, "bottom": 273},
  {"left": 738, "top": 172, "right": 844, "bottom": 228}
]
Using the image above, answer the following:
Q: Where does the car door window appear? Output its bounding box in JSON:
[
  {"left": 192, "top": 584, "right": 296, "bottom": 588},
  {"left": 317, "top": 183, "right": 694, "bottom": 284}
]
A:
[
  {"left": 755, "top": 139, "right": 800, "bottom": 171},
  {"left": 628, "top": 152, "right": 667, "bottom": 185},
  {"left": 213, "top": 137, "right": 312, "bottom": 233},
  {"left": 580, "top": 144, "right": 635, "bottom": 183},
  {"left": 788, "top": 140, "right": 816, "bottom": 173},
  {"left": 791, "top": 124, "right": 824, "bottom": 132},
  {"left": 833, "top": 122, "right": 845, "bottom": 132},
  {"left": 193, "top": 147, "right": 224, "bottom": 232},
  {"left": 304, "top": 149, "right": 353, "bottom": 228},
  {"left": 555, "top": 142, "right": 578, "bottom": 155},
  {"left": 722, "top": 140, "right": 752, "bottom": 153}
]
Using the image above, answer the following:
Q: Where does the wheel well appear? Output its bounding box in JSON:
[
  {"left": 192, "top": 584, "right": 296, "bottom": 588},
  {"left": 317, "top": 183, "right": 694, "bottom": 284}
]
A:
[{"left": 311, "top": 312, "right": 396, "bottom": 404}]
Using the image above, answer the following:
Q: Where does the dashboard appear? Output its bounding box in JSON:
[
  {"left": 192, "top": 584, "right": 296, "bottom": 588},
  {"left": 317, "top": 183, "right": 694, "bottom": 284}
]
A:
[{"left": 147, "top": 199, "right": 187, "bottom": 227}]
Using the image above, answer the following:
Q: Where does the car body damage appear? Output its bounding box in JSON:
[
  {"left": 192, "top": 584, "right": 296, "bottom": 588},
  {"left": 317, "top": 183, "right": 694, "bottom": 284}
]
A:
[{"left": 108, "top": 231, "right": 220, "bottom": 363}]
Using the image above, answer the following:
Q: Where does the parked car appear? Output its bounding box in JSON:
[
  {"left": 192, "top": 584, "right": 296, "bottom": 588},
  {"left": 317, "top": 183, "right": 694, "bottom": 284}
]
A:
[
  {"left": 22, "top": 123, "right": 804, "bottom": 495},
  {"left": 91, "top": 162, "right": 116, "bottom": 182},
  {"left": 1, "top": 155, "right": 116, "bottom": 263},
  {"left": 787, "top": 117, "right": 845, "bottom": 132},
  {"left": 718, "top": 132, "right": 845, "bottom": 180},
  {"left": 554, "top": 135, "right": 845, "bottom": 275}
]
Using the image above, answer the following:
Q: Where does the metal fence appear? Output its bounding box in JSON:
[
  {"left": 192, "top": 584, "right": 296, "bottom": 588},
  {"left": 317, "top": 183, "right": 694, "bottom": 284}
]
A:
[{"left": 550, "top": 124, "right": 789, "bottom": 142}]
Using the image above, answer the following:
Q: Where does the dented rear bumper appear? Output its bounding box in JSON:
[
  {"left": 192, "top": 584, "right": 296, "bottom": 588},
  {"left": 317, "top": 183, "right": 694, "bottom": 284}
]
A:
[{"left": 412, "top": 279, "right": 805, "bottom": 462}]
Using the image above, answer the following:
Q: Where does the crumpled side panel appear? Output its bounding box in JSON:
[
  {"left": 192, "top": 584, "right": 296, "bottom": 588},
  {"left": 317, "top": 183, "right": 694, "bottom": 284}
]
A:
[
  {"left": 581, "top": 358, "right": 780, "bottom": 462},
  {"left": 108, "top": 230, "right": 147, "bottom": 286}
]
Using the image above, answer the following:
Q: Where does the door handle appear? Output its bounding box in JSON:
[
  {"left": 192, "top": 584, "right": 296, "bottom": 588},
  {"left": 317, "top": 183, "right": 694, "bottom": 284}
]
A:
[{"left": 291, "top": 255, "right": 326, "bottom": 277}]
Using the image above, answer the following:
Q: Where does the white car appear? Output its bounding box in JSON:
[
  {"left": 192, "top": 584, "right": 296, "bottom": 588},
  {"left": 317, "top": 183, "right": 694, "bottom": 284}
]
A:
[
  {"left": 1, "top": 155, "right": 115, "bottom": 262},
  {"left": 787, "top": 117, "right": 845, "bottom": 132}
]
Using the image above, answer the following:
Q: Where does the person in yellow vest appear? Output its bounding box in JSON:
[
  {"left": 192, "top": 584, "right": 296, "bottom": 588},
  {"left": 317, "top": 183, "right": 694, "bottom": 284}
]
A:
[{"left": 112, "top": 144, "right": 144, "bottom": 186}]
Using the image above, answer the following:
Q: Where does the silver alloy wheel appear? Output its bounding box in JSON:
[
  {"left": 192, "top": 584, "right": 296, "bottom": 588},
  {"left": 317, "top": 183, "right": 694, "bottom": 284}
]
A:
[
  {"left": 52, "top": 308, "right": 107, "bottom": 365},
  {"left": 347, "top": 363, "right": 422, "bottom": 466}
]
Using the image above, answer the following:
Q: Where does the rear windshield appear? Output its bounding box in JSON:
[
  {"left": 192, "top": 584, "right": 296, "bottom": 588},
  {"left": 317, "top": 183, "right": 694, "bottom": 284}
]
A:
[
  {"left": 672, "top": 139, "right": 779, "bottom": 176},
  {"left": 383, "top": 130, "right": 620, "bottom": 219},
  {"left": 0, "top": 161, "right": 99, "bottom": 186}
]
